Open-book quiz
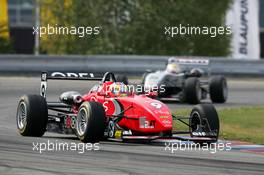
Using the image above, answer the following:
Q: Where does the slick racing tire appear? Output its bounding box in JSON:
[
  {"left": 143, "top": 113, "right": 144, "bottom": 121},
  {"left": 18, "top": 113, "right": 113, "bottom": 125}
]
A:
[
  {"left": 76, "top": 102, "right": 106, "bottom": 143},
  {"left": 16, "top": 94, "right": 48, "bottom": 137},
  {"left": 116, "top": 75, "right": 129, "bottom": 85},
  {"left": 190, "top": 104, "right": 219, "bottom": 143},
  {"left": 184, "top": 77, "right": 201, "bottom": 104},
  {"left": 209, "top": 75, "right": 228, "bottom": 103}
]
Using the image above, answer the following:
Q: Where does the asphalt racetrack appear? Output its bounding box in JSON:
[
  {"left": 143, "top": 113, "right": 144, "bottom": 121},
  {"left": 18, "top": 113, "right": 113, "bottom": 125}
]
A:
[{"left": 0, "top": 77, "right": 264, "bottom": 175}]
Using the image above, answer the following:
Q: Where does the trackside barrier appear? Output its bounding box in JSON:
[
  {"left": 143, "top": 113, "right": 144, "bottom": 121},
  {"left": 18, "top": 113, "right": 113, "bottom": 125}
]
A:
[{"left": 0, "top": 55, "right": 263, "bottom": 76}]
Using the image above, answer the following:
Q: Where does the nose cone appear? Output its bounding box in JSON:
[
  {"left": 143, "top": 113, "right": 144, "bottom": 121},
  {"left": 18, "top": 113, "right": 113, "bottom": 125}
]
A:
[{"left": 131, "top": 95, "right": 173, "bottom": 132}]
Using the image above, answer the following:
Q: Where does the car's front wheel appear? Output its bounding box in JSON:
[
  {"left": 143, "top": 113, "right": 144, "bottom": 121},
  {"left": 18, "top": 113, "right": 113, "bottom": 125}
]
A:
[
  {"left": 76, "top": 102, "right": 106, "bottom": 143},
  {"left": 209, "top": 75, "right": 228, "bottom": 103},
  {"left": 189, "top": 104, "right": 219, "bottom": 143}
]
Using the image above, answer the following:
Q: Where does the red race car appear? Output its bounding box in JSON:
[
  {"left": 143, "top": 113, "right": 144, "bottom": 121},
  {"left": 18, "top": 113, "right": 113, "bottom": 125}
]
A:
[{"left": 16, "top": 72, "right": 219, "bottom": 143}]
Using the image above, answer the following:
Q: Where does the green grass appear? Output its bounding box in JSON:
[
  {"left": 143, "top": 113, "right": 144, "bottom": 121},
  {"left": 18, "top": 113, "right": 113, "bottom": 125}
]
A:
[{"left": 172, "top": 107, "right": 264, "bottom": 145}]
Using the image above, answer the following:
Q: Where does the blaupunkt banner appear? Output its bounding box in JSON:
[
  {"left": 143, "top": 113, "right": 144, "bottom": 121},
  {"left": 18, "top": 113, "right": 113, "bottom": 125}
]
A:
[{"left": 226, "top": 0, "right": 260, "bottom": 59}]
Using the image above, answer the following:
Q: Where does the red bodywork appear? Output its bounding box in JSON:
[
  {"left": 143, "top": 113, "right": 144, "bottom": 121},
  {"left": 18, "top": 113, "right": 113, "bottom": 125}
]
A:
[{"left": 78, "top": 82, "right": 173, "bottom": 134}]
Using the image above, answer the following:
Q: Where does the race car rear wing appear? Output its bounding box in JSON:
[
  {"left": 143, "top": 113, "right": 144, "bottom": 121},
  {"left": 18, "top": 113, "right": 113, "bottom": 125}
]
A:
[
  {"left": 171, "top": 58, "right": 209, "bottom": 65},
  {"left": 168, "top": 57, "right": 211, "bottom": 76},
  {"left": 40, "top": 71, "right": 116, "bottom": 98}
]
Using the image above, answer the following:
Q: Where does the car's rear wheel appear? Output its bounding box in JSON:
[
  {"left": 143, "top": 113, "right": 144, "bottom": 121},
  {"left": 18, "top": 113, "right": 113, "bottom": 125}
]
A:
[
  {"left": 184, "top": 77, "right": 201, "bottom": 104},
  {"left": 16, "top": 95, "right": 48, "bottom": 137},
  {"left": 76, "top": 102, "right": 106, "bottom": 143},
  {"left": 209, "top": 76, "right": 228, "bottom": 103},
  {"left": 189, "top": 104, "right": 219, "bottom": 143},
  {"left": 116, "top": 75, "right": 129, "bottom": 85}
]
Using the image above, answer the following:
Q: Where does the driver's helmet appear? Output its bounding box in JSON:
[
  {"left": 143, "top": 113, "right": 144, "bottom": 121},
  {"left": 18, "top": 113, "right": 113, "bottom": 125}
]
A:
[
  {"left": 109, "top": 82, "right": 129, "bottom": 97},
  {"left": 166, "top": 57, "right": 181, "bottom": 73}
]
